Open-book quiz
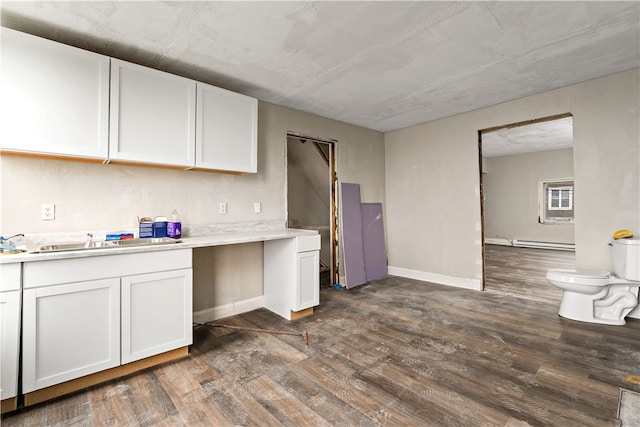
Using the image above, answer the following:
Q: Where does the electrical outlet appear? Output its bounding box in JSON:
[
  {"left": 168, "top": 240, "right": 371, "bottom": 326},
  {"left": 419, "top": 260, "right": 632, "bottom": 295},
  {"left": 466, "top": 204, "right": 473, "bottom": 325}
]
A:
[
  {"left": 219, "top": 202, "right": 227, "bottom": 214},
  {"left": 41, "top": 204, "right": 55, "bottom": 220},
  {"left": 254, "top": 202, "right": 261, "bottom": 214}
]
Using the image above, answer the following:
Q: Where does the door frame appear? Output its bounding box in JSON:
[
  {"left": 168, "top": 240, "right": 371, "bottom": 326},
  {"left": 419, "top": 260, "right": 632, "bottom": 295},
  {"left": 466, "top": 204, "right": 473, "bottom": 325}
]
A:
[
  {"left": 477, "top": 112, "right": 573, "bottom": 290},
  {"left": 286, "top": 132, "right": 338, "bottom": 285}
]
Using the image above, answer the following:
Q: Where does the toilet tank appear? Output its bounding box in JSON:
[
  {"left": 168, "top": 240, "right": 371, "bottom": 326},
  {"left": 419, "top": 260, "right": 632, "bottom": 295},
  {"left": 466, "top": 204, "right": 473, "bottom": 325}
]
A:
[{"left": 611, "top": 237, "right": 640, "bottom": 281}]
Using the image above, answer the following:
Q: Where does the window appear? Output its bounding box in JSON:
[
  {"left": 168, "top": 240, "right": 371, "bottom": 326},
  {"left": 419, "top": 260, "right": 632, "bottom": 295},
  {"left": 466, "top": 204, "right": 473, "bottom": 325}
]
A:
[
  {"left": 548, "top": 186, "right": 573, "bottom": 210},
  {"left": 540, "top": 179, "right": 574, "bottom": 223}
]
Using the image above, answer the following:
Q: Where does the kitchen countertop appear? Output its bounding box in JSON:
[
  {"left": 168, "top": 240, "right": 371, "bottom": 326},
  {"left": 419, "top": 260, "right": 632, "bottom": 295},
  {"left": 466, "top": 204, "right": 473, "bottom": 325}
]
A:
[{"left": 0, "top": 226, "right": 319, "bottom": 264}]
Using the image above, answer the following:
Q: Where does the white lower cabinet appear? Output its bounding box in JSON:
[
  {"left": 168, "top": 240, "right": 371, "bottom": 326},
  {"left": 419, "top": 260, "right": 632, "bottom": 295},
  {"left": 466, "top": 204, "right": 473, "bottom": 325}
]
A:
[
  {"left": 296, "top": 250, "right": 320, "bottom": 311},
  {"left": 22, "top": 279, "right": 120, "bottom": 393},
  {"left": 264, "top": 234, "right": 320, "bottom": 320},
  {"left": 21, "top": 249, "right": 192, "bottom": 394},
  {"left": 121, "top": 269, "right": 192, "bottom": 364},
  {"left": 1, "top": 263, "right": 22, "bottom": 404}
]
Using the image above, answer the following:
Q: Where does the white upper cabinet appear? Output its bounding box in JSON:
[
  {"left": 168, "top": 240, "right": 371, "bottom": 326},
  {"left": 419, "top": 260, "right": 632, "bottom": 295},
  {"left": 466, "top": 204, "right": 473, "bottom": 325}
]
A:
[
  {"left": 2, "top": 29, "right": 257, "bottom": 172},
  {"left": 196, "top": 83, "right": 258, "bottom": 174},
  {"left": 0, "top": 28, "right": 110, "bottom": 159},
  {"left": 109, "top": 59, "right": 196, "bottom": 168}
]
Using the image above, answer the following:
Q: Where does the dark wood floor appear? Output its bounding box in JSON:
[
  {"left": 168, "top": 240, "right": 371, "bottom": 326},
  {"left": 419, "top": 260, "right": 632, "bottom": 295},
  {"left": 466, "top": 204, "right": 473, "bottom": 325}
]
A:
[
  {"left": 484, "top": 244, "right": 575, "bottom": 304},
  {"left": 4, "top": 258, "right": 640, "bottom": 426}
]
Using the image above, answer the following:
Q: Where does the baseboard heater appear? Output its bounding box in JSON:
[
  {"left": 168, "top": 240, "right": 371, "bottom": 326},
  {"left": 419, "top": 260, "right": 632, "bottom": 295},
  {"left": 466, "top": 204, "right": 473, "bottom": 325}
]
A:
[
  {"left": 512, "top": 239, "right": 575, "bottom": 251},
  {"left": 485, "top": 238, "right": 574, "bottom": 251},
  {"left": 485, "top": 238, "right": 512, "bottom": 246}
]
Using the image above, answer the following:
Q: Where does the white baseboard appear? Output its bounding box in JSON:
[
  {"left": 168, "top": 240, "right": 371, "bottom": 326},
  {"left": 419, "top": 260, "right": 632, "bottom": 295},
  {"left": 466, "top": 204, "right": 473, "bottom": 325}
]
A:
[
  {"left": 388, "top": 266, "right": 482, "bottom": 291},
  {"left": 193, "top": 296, "right": 264, "bottom": 324}
]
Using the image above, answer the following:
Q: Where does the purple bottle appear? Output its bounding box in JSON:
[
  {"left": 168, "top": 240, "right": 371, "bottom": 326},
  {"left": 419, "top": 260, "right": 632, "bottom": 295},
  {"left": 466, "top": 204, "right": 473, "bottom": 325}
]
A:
[{"left": 168, "top": 209, "right": 182, "bottom": 239}]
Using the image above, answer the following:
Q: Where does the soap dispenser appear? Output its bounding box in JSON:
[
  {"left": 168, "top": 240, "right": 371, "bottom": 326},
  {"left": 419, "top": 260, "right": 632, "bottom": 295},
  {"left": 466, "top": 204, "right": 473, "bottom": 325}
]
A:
[{"left": 168, "top": 209, "right": 182, "bottom": 239}]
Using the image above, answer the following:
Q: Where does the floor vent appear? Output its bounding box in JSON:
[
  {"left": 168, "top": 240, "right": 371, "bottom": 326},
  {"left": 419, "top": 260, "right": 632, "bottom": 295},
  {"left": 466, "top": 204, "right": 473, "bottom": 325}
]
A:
[{"left": 618, "top": 388, "right": 640, "bottom": 426}]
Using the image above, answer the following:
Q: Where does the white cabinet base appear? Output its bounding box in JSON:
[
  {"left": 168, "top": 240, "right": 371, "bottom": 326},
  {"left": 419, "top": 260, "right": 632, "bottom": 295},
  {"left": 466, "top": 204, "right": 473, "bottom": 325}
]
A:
[
  {"left": 1, "top": 290, "right": 21, "bottom": 404},
  {"left": 121, "top": 269, "right": 193, "bottom": 364},
  {"left": 21, "top": 249, "right": 193, "bottom": 397},
  {"left": 1, "top": 263, "right": 21, "bottom": 414},
  {"left": 264, "top": 235, "right": 320, "bottom": 320},
  {"left": 22, "top": 279, "right": 121, "bottom": 393},
  {"left": 296, "top": 250, "right": 320, "bottom": 311}
]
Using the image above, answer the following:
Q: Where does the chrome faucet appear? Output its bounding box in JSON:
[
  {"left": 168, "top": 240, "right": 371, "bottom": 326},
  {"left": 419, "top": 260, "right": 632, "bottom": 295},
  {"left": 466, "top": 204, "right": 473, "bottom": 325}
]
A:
[
  {"left": 0, "top": 233, "right": 24, "bottom": 252},
  {"left": 84, "top": 233, "right": 93, "bottom": 248}
]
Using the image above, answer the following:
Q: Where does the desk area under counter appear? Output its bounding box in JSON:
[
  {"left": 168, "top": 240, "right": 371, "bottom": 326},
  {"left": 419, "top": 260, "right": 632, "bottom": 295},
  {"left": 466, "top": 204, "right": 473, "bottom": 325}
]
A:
[
  {"left": 0, "top": 225, "right": 320, "bottom": 412},
  {"left": 186, "top": 227, "right": 321, "bottom": 322}
]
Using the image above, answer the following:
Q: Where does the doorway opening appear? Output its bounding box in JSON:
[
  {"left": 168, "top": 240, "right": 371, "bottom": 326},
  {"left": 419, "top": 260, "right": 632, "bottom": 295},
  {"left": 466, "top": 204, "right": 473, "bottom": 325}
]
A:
[
  {"left": 478, "top": 113, "right": 576, "bottom": 302},
  {"left": 286, "top": 133, "right": 338, "bottom": 287}
]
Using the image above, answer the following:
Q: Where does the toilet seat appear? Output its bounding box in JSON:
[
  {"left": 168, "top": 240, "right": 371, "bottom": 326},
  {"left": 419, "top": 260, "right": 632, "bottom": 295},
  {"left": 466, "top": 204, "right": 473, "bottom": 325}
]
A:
[{"left": 546, "top": 269, "right": 611, "bottom": 286}]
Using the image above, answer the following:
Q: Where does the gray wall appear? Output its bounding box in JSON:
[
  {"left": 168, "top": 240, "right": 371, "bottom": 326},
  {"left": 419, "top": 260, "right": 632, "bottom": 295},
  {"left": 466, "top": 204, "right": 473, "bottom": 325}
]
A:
[
  {"left": 0, "top": 101, "right": 386, "bottom": 314},
  {"left": 483, "top": 148, "right": 574, "bottom": 244},
  {"left": 385, "top": 69, "right": 639, "bottom": 288}
]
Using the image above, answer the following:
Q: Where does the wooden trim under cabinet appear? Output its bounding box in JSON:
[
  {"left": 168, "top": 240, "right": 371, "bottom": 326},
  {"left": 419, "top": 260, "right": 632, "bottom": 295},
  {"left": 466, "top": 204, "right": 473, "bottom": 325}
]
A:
[
  {"left": 23, "top": 346, "right": 188, "bottom": 408},
  {"left": 1, "top": 151, "right": 254, "bottom": 175},
  {"left": 0, "top": 150, "right": 106, "bottom": 164},
  {"left": 1, "top": 397, "right": 17, "bottom": 414},
  {"left": 106, "top": 159, "right": 192, "bottom": 171},
  {"left": 189, "top": 167, "right": 252, "bottom": 175},
  {"left": 289, "top": 307, "right": 314, "bottom": 321}
]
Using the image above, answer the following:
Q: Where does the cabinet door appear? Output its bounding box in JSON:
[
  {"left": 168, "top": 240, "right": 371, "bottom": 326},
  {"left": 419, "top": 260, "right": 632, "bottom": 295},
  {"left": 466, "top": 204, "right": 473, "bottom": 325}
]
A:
[
  {"left": 121, "top": 269, "right": 192, "bottom": 364},
  {"left": 22, "top": 279, "right": 120, "bottom": 393},
  {"left": 0, "top": 28, "right": 110, "bottom": 159},
  {"left": 1, "top": 290, "right": 21, "bottom": 400},
  {"left": 295, "top": 251, "right": 320, "bottom": 311},
  {"left": 196, "top": 82, "right": 258, "bottom": 173},
  {"left": 110, "top": 59, "right": 196, "bottom": 167}
]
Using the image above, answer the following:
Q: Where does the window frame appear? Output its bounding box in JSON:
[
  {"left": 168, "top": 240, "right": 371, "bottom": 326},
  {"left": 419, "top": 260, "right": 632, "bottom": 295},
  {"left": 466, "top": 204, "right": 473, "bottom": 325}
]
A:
[{"left": 539, "top": 178, "right": 574, "bottom": 224}]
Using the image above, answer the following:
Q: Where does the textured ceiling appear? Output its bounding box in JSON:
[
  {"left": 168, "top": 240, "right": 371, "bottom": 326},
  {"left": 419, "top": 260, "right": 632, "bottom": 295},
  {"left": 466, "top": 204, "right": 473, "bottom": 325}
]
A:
[
  {"left": 482, "top": 116, "right": 574, "bottom": 158},
  {"left": 1, "top": 1, "right": 639, "bottom": 134}
]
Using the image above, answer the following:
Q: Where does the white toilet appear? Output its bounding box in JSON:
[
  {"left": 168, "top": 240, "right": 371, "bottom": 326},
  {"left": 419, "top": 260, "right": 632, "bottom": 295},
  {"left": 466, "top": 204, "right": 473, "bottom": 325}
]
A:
[{"left": 546, "top": 237, "right": 640, "bottom": 325}]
